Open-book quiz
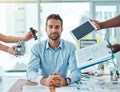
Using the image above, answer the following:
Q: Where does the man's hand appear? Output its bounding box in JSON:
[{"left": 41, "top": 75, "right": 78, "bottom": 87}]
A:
[
  {"left": 40, "top": 75, "right": 56, "bottom": 87},
  {"left": 90, "top": 19, "right": 101, "bottom": 30},
  {"left": 40, "top": 73, "right": 67, "bottom": 87},
  {"left": 7, "top": 46, "right": 17, "bottom": 56},
  {"left": 22, "top": 30, "right": 37, "bottom": 42},
  {"left": 107, "top": 44, "right": 120, "bottom": 53}
]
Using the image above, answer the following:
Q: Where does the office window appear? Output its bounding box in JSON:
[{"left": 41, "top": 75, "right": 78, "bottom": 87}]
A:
[
  {"left": 0, "top": 3, "right": 38, "bottom": 71},
  {"left": 0, "top": 2, "right": 90, "bottom": 71},
  {"left": 1, "top": 1, "right": 120, "bottom": 72},
  {"left": 40, "top": 3, "right": 90, "bottom": 45},
  {"left": 95, "top": 6, "right": 116, "bottom": 41},
  {"left": 94, "top": 4, "right": 120, "bottom": 72}
]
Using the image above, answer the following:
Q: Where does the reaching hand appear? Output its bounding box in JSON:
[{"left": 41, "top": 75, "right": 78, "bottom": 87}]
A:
[
  {"left": 107, "top": 44, "right": 120, "bottom": 53},
  {"left": 22, "top": 30, "right": 37, "bottom": 42},
  {"left": 90, "top": 19, "right": 101, "bottom": 30},
  {"left": 7, "top": 46, "right": 17, "bottom": 56}
]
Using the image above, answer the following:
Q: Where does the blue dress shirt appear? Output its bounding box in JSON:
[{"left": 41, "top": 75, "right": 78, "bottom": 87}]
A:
[{"left": 27, "top": 39, "right": 81, "bottom": 84}]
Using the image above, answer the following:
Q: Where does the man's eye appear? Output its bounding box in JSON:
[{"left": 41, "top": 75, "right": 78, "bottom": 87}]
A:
[
  {"left": 55, "top": 26, "right": 60, "bottom": 29},
  {"left": 49, "top": 26, "right": 52, "bottom": 29}
]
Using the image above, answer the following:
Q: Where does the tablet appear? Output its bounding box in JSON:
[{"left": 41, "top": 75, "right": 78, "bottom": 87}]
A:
[{"left": 70, "top": 20, "right": 97, "bottom": 41}]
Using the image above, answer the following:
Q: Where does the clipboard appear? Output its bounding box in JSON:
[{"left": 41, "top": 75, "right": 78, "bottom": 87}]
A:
[
  {"left": 70, "top": 20, "right": 97, "bottom": 41},
  {"left": 75, "top": 40, "right": 114, "bottom": 70}
]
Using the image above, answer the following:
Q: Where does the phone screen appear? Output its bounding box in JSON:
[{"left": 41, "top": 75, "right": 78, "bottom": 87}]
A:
[{"left": 70, "top": 21, "right": 97, "bottom": 41}]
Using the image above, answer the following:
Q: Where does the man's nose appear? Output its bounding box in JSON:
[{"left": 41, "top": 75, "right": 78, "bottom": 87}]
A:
[{"left": 52, "top": 28, "right": 57, "bottom": 32}]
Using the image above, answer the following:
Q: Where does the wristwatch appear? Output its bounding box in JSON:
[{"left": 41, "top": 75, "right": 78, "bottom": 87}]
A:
[{"left": 65, "top": 78, "right": 71, "bottom": 85}]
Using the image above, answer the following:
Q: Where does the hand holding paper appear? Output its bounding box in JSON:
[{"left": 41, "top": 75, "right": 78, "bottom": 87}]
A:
[{"left": 75, "top": 40, "right": 114, "bottom": 70}]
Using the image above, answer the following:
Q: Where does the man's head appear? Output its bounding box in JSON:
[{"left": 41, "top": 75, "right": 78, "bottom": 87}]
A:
[{"left": 45, "top": 14, "right": 63, "bottom": 41}]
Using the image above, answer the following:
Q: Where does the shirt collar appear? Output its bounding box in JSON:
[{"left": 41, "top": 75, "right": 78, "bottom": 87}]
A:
[{"left": 45, "top": 39, "right": 63, "bottom": 50}]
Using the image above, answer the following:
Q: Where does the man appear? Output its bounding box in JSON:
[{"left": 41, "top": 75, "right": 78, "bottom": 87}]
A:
[
  {"left": 0, "top": 30, "right": 37, "bottom": 56},
  {"left": 90, "top": 15, "right": 120, "bottom": 53},
  {"left": 27, "top": 14, "right": 81, "bottom": 87}
]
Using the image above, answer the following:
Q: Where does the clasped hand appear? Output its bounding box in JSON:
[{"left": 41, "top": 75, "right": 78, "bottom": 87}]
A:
[{"left": 41, "top": 73, "right": 67, "bottom": 87}]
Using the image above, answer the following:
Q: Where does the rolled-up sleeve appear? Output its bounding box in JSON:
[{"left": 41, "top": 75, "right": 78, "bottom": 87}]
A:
[
  {"left": 26, "top": 44, "right": 43, "bottom": 84},
  {"left": 67, "top": 46, "right": 81, "bottom": 83}
]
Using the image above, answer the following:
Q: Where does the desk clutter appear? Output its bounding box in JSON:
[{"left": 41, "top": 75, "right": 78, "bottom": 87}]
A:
[
  {"left": 85, "top": 75, "right": 120, "bottom": 92},
  {"left": 56, "top": 81, "right": 94, "bottom": 92},
  {"left": 94, "top": 81, "right": 120, "bottom": 92},
  {"left": 10, "top": 75, "right": 120, "bottom": 92},
  {"left": 22, "top": 76, "right": 120, "bottom": 92}
]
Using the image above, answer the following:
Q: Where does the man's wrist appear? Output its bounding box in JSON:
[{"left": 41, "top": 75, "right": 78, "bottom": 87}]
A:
[
  {"left": 65, "top": 78, "right": 71, "bottom": 85},
  {"left": 20, "top": 37, "right": 26, "bottom": 42},
  {"left": 40, "top": 77, "right": 47, "bottom": 86}
]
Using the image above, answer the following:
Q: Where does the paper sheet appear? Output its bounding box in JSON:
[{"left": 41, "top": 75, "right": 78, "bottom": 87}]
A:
[
  {"left": 22, "top": 85, "right": 50, "bottom": 92},
  {"left": 56, "top": 82, "right": 94, "bottom": 92},
  {"left": 56, "top": 87, "right": 79, "bottom": 92},
  {"left": 75, "top": 40, "right": 113, "bottom": 70}
]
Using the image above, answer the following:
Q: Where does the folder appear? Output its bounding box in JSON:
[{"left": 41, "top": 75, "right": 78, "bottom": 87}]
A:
[{"left": 75, "top": 40, "right": 114, "bottom": 70}]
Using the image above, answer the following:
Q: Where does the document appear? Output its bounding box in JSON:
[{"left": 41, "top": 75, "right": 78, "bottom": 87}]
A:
[
  {"left": 56, "top": 82, "right": 94, "bottom": 92},
  {"left": 70, "top": 20, "right": 97, "bottom": 41},
  {"left": 22, "top": 85, "right": 50, "bottom": 92},
  {"left": 56, "top": 87, "right": 80, "bottom": 92},
  {"left": 75, "top": 40, "right": 114, "bottom": 70}
]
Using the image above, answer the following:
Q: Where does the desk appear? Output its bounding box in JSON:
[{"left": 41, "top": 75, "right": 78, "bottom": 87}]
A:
[
  {"left": 7, "top": 79, "right": 55, "bottom": 92},
  {"left": 7, "top": 75, "right": 120, "bottom": 92}
]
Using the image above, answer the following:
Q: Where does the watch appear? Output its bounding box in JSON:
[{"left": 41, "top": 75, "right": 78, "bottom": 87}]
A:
[{"left": 65, "top": 78, "right": 71, "bottom": 85}]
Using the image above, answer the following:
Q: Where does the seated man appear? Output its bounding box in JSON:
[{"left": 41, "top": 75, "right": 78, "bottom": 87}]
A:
[{"left": 27, "top": 14, "right": 81, "bottom": 87}]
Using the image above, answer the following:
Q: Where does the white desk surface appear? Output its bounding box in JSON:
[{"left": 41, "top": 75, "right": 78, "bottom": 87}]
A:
[{"left": 6, "top": 74, "right": 120, "bottom": 92}]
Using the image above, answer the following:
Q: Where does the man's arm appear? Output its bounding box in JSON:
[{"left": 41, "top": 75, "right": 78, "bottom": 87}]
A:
[
  {"left": 0, "top": 43, "right": 16, "bottom": 56},
  {"left": 0, "top": 33, "right": 24, "bottom": 43},
  {"left": 90, "top": 15, "right": 120, "bottom": 30},
  {"left": 67, "top": 45, "right": 81, "bottom": 83},
  {"left": 100, "top": 15, "right": 120, "bottom": 29},
  {"left": 0, "top": 30, "right": 37, "bottom": 43},
  {"left": 26, "top": 44, "right": 44, "bottom": 84}
]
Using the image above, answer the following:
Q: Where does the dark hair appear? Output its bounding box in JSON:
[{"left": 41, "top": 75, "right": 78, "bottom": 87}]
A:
[{"left": 46, "top": 14, "right": 63, "bottom": 27}]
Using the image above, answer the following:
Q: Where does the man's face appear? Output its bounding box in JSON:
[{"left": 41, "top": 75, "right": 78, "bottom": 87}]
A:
[{"left": 46, "top": 18, "right": 63, "bottom": 41}]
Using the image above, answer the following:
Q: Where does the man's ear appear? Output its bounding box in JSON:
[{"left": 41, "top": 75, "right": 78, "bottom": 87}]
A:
[
  {"left": 61, "top": 28, "right": 63, "bottom": 32},
  {"left": 45, "top": 27, "right": 47, "bottom": 32}
]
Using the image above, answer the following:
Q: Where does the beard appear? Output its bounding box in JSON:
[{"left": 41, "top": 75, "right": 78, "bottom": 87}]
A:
[{"left": 48, "top": 33, "right": 60, "bottom": 41}]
